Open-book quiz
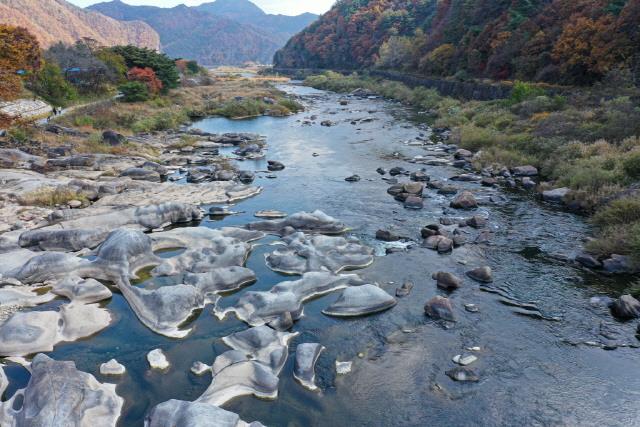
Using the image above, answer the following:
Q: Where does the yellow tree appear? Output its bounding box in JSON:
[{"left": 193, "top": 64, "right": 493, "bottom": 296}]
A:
[{"left": 0, "top": 25, "right": 41, "bottom": 101}]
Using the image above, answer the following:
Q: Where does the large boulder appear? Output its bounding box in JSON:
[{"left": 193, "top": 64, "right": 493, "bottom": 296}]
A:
[
  {"left": 0, "top": 354, "right": 124, "bottom": 426},
  {"left": 542, "top": 187, "right": 570, "bottom": 203},
  {"left": 424, "top": 296, "right": 455, "bottom": 321},
  {"left": 512, "top": 165, "right": 538, "bottom": 176},
  {"left": 102, "top": 130, "right": 126, "bottom": 146},
  {"left": 450, "top": 191, "right": 478, "bottom": 209},
  {"left": 432, "top": 272, "right": 462, "bottom": 291},
  {"left": 609, "top": 295, "right": 640, "bottom": 320},
  {"left": 322, "top": 284, "right": 397, "bottom": 317}
]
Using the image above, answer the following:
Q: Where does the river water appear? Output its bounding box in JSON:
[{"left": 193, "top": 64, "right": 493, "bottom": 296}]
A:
[{"left": 5, "top": 83, "right": 640, "bottom": 426}]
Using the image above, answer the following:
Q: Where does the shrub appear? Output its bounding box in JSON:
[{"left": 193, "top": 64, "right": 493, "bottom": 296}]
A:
[
  {"left": 509, "top": 81, "right": 546, "bottom": 104},
  {"left": 591, "top": 197, "right": 640, "bottom": 228},
  {"left": 622, "top": 151, "right": 640, "bottom": 180},
  {"left": 119, "top": 81, "right": 149, "bottom": 103},
  {"left": 7, "top": 126, "right": 32, "bottom": 143}
]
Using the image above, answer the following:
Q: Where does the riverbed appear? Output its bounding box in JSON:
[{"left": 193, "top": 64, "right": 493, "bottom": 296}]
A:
[{"left": 4, "top": 83, "right": 640, "bottom": 426}]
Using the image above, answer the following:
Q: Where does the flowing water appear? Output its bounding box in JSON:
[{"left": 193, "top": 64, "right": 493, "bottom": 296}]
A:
[{"left": 5, "top": 83, "right": 640, "bottom": 426}]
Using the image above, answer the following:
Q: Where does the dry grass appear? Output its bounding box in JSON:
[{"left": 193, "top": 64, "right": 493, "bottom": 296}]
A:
[{"left": 20, "top": 187, "right": 87, "bottom": 207}]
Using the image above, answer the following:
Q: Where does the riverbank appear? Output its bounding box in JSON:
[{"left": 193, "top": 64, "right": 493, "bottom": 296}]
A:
[{"left": 303, "top": 71, "right": 640, "bottom": 271}]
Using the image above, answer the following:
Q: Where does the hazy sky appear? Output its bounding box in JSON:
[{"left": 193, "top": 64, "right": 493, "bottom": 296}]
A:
[{"left": 69, "top": 0, "right": 335, "bottom": 15}]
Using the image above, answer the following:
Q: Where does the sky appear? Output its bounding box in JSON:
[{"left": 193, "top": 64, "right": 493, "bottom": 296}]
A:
[{"left": 68, "top": 0, "right": 335, "bottom": 15}]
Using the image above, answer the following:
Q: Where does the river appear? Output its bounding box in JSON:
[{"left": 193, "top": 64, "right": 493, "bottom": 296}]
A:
[{"left": 5, "top": 83, "right": 639, "bottom": 426}]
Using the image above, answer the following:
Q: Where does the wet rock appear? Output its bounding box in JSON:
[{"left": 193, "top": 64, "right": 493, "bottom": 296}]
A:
[
  {"left": 53, "top": 276, "right": 112, "bottom": 304},
  {"left": 254, "top": 210, "right": 287, "bottom": 219},
  {"left": 0, "top": 354, "right": 124, "bottom": 426},
  {"left": 183, "top": 266, "right": 257, "bottom": 298},
  {"left": 267, "top": 160, "right": 285, "bottom": 171},
  {"left": 345, "top": 174, "right": 361, "bottom": 182},
  {"left": 268, "top": 311, "right": 294, "bottom": 331},
  {"left": 147, "top": 349, "right": 170, "bottom": 370},
  {"left": 294, "top": 343, "right": 324, "bottom": 391},
  {"left": 335, "top": 360, "right": 352, "bottom": 375},
  {"left": 433, "top": 272, "right": 462, "bottom": 291},
  {"left": 466, "top": 215, "right": 486, "bottom": 228},
  {"left": 450, "top": 191, "right": 478, "bottom": 209},
  {"left": 424, "top": 296, "right": 455, "bottom": 321},
  {"left": 452, "top": 354, "right": 477, "bottom": 366},
  {"left": 521, "top": 177, "right": 536, "bottom": 189},
  {"left": 542, "top": 187, "right": 570, "bottom": 203},
  {"left": 576, "top": 253, "right": 602, "bottom": 269},
  {"left": 403, "top": 182, "right": 424, "bottom": 196},
  {"left": 216, "top": 272, "right": 363, "bottom": 326},
  {"left": 100, "top": 359, "right": 126, "bottom": 376},
  {"left": 453, "top": 234, "right": 467, "bottom": 247},
  {"left": 119, "top": 282, "right": 204, "bottom": 338},
  {"left": 404, "top": 195, "right": 424, "bottom": 210},
  {"left": 247, "top": 210, "right": 347, "bottom": 235},
  {"left": 266, "top": 232, "right": 373, "bottom": 275},
  {"left": 237, "top": 170, "right": 255, "bottom": 184},
  {"left": 144, "top": 400, "right": 257, "bottom": 427},
  {"left": 323, "top": 284, "right": 396, "bottom": 317},
  {"left": 0, "top": 303, "right": 111, "bottom": 357},
  {"left": 446, "top": 366, "right": 479, "bottom": 382},
  {"left": 376, "top": 229, "right": 400, "bottom": 242},
  {"left": 512, "top": 165, "right": 538, "bottom": 177},
  {"left": 197, "top": 326, "right": 296, "bottom": 406},
  {"left": 423, "top": 235, "right": 453, "bottom": 253},
  {"left": 466, "top": 266, "right": 493, "bottom": 283},
  {"left": 451, "top": 173, "right": 482, "bottom": 182},
  {"left": 481, "top": 177, "right": 497, "bottom": 187},
  {"left": 438, "top": 186, "right": 458, "bottom": 195},
  {"left": 102, "top": 130, "right": 126, "bottom": 146},
  {"left": 610, "top": 295, "right": 640, "bottom": 320},
  {"left": 320, "top": 120, "right": 333, "bottom": 127},
  {"left": 410, "top": 171, "right": 430, "bottom": 182},
  {"left": 389, "top": 167, "right": 406, "bottom": 176},
  {"left": 603, "top": 255, "right": 639, "bottom": 274},
  {"left": 387, "top": 183, "right": 404, "bottom": 197},
  {"left": 464, "top": 303, "right": 479, "bottom": 313},
  {"left": 395, "top": 281, "right": 414, "bottom": 297},
  {"left": 191, "top": 361, "right": 211, "bottom": 376},
  {"left": 376, "top": 167, "right": 387, "bottom": 175}
]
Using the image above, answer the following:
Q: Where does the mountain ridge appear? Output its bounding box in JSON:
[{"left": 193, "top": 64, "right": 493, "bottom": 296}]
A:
[
  {"left": 0, "top": 0, "right": 160, "bottom": 50},
  {"left": 90, "top": 0, "right": 318, "bottom": 65}
]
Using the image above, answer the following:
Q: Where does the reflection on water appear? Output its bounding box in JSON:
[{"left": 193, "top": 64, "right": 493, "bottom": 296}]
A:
[{"left": 5, "top": 84, "right": 640, "bottom": 426}]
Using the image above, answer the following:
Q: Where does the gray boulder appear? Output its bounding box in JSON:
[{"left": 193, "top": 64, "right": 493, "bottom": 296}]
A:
[
  {"left": 0, "top": 354, "right": 124, "bottom": 426},
  {"left": 294, "top": 343, "right": 325, "bottom": 391},
  {"left": 322, "top": 284, "right": 397, "bottom": 317},
  {"left": 424, "top": 296, "right": 455, "bottom": 321},
  {"left": 450, "top": 191, "right": 478, "bottom": 209}
]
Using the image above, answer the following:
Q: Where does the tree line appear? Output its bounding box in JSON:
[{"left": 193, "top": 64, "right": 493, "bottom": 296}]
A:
[{"left": 0, "top": 25, "right": 205, "bottom": 110}]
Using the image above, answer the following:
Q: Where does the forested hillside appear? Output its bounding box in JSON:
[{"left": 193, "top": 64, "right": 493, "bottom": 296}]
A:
[{"left": 275, "top": 0, "right": 640, "bottom": 85}]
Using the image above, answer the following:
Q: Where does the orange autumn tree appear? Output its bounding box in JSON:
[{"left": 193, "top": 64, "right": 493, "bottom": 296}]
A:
[
  {"left": 552, "top": 14, "right": 632, "bottom": 83},
  {"left": 126, "top": 66, "right": 163, "bottom": 95},
  {"left": 0, "top": 25, "right": 41, "bottom": 101}
]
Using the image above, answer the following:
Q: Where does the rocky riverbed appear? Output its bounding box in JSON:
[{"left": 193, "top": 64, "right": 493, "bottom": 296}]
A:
[{"left": 0, "top": 82, "right": 639, "bottom": 426}]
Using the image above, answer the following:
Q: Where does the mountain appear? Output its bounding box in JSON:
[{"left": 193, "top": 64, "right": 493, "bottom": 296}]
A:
[
  {"left": 195, "top": 0, "right": 318, "bottom": 43},
  {"left": 0, "top": 0, "right": 159, "bottom": 49},
  {"left": 90, "top": 0, "right": 318, "bottom": 65},
  {"left": 274, "top": 0, "right": 640, "bottom": 85}
]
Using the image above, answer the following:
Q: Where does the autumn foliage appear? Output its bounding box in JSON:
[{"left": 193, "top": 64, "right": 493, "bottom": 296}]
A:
[
  {"left": 275, "top": 0, "right": 640, "bottom": 85},
  {"left": 0, "top": 25, "right": 41, "bottom": 100},
  {"left": 127, "top": 66, "right": 163, "bottom": 94}
]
